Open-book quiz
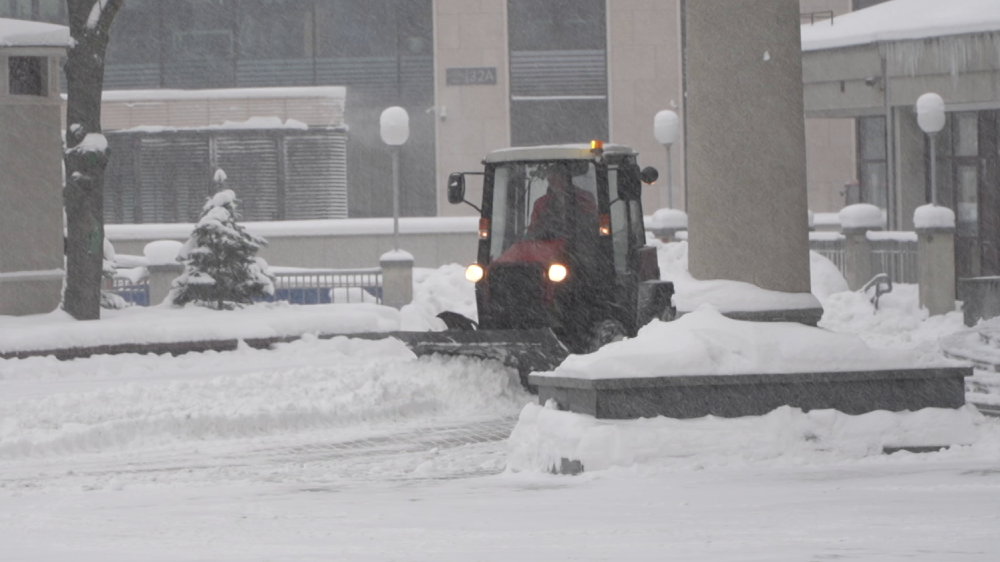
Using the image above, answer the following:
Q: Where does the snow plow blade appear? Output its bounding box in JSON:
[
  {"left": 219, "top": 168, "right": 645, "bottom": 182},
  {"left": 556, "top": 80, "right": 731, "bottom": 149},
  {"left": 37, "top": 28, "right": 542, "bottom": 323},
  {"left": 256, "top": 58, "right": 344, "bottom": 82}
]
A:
[{"left": 357, "top": 329, "right": 569, "bottom": 389}]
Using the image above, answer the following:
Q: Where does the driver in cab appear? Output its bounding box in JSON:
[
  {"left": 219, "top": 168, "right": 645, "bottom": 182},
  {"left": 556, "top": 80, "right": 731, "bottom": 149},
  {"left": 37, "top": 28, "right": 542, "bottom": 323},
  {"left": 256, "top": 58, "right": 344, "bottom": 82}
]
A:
[{"left": 528, "top": 164, "right": 597, "bottom": 240}]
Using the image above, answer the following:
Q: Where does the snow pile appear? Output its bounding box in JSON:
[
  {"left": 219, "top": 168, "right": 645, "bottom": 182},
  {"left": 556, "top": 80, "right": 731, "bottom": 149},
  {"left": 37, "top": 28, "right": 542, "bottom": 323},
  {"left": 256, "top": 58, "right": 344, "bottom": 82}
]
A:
[
  {"left": 914, "top": 204, "right": 956, "bottom": 230},
  {"left": 507, "top": 402, "right": 994, "bottom": 473},
  {"left": 0, "top": 303, "right": 401, "bottom": 354},
  {"left": 538, "top": 306, "right": 938, "bottom": 382},
  {"left": 654, "top": 240, "right": 824, "bottom": 313},
  {"left": 400, "top": 265, "right": 477, "bottom": 331},
  {"left": 819, "top": 284, "right": 964, "bottom": 359},
  {"left": 801, "top": 0, "right": 1000, "bottom": 51},
  {"left": 0, "top": 336, "right": 530, "bottom": 460},
  {"left": 839, "top": 204, "right": 885, "bottom": 230},
  {"left": 809, "top": 251, "right": 850, "bottom": 301}
]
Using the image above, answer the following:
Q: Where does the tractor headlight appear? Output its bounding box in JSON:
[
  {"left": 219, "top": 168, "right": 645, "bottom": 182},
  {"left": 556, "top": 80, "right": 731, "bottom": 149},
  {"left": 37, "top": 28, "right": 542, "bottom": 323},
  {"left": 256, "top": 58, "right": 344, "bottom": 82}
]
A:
[
  {"left": 548, "top": 263, "right": 568, "bottom": 283},
  {"left": 465, "top": 264, "right": 485, "bottom": 283}
]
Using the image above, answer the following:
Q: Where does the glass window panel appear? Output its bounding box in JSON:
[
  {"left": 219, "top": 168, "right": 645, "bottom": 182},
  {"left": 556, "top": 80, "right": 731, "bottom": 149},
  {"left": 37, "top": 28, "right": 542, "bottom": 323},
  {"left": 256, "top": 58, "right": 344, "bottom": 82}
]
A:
[
  {"left": 316, "top": 0, "right": 396, "bottom": 58},
  {"left": 957, "top": 164, "right": 978, "bottom": 236},
  {"left": 106, "top": 0, "right": 160, "bottom": 65},
  {"left": 955, "top": 112, "right": 979, "bottom": 157},
  {"left": 508, "top": 0, "right": 605, "bottom": 51},
  {"left": 165, "top": 0, "right": 236, "bottom": 61},
  {"left": 238, "top": 0, "right": 312, "bottom": 60},
  {"left": 489, "top": 161, "right": 599, "bottom": 261},
  {"left": 511, "top": 99, "right": 608, "bottom": 146},
  {"left": 858, "top": 116, "right": 886, "bottom": 160},
  {"left": 38, "top": 0, "right": 65, "bottom": 23},
  {"left": 860, "top": 161, "right": 887, "bottom": 208}
]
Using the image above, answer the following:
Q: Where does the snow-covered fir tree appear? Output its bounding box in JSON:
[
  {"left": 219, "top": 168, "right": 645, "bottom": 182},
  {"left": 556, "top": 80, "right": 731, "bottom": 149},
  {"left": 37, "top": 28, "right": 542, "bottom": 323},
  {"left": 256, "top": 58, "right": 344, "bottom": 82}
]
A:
[{"left": 170, "top": 170, "right": 275, "bottom": 309}]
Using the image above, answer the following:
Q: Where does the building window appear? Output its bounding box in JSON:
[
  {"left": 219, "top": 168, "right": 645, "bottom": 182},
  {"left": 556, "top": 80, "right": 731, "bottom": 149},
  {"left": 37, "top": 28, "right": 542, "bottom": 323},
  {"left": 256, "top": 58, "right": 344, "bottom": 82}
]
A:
[
  {"left": 856, "top": 116, "right": 887, "bottom": 209},
  {"left": 508, "top": 0, "right": 608, "bottom": 145},
  {"left": 8, "top": 56, "right": 47, "bottom": 96}
]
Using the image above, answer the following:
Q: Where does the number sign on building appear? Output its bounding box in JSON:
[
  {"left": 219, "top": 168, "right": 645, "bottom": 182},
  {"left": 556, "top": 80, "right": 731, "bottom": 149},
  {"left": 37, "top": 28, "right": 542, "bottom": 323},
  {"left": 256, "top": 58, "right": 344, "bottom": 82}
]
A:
[{"left": 446, "top": 67, "right": 497, "bottom": 86}]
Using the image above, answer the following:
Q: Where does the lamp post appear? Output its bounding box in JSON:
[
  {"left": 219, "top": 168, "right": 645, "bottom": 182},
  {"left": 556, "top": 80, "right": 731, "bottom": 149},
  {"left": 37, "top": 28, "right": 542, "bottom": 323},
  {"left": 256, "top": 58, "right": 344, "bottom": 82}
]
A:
[
  {"left": 654, "top": 110, "right": 680, "bottom": 209},
  {"left": 380, "top": 106, "right": 410, "bottom": 251},
  {"left": 916, "top": 93, "right": 946, "bottom": 206}
]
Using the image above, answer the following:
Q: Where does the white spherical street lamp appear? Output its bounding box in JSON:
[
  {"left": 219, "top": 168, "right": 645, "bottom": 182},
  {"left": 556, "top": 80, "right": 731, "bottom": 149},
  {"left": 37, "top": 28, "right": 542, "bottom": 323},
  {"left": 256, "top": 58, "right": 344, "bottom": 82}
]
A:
[
  {"left": 654, "top": 110, "right": 680, "bottom": 209},
  {"left": 380, "top": 106, "right": 410, "bottom": 250},
  {"left": 916, "top": 93, "right": 946, "bottom": 205}
]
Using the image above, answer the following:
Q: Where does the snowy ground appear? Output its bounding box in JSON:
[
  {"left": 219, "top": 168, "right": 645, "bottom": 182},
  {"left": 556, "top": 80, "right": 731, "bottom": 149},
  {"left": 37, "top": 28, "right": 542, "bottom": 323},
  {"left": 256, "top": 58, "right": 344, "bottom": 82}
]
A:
[{"left": 2, "top": 255, "right": 1000, "bottom": 560}]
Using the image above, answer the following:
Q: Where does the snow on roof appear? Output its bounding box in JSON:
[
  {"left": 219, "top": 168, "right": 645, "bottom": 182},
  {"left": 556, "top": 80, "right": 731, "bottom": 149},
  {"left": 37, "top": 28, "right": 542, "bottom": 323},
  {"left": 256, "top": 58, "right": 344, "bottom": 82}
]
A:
[
  {"left": 100, "top": 86, "right": 347, "bottom": 102},
  {"left": 801, "top": 0, "right": 1000, "bottom": 52},
  {"left": 484, "top": 144, "right": 636, "bottom": 163},
  {"left": 0, "top": 17, "right": 70, "bottom": 48}
]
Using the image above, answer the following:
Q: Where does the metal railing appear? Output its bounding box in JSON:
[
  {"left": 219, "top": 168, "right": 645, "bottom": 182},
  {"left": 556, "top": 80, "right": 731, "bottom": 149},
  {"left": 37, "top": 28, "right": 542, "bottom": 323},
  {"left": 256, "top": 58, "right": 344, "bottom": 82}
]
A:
[
  {"left": 869, "top": 238, "right": 918, "bottom": 284},
  {"left": 264, "top": 268, "right": 383, "bottom": 305},
  {"left": 109, "top": 277, "right": 151, "bottom": 307},
  {"left": 111, "top": 267, "right": 382, "bottom": 306},
  {"left": 808, "top": 235, "right": 918, "bottom": 284}
]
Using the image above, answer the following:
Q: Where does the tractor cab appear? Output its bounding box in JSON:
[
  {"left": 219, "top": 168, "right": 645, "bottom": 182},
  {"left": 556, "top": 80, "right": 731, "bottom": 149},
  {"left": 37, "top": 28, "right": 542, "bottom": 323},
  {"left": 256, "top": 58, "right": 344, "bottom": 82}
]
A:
[{"left": 448, "top": 142, "right": 673, "bottom": 354}]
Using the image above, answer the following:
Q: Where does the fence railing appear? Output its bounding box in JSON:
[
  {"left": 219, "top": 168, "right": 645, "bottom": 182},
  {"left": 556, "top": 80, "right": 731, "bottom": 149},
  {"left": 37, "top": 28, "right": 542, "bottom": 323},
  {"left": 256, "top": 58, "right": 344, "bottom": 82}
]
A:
[
  {"left": 808, "top": 232, "right": 918, "bottom": 284},
  {"left": 109, "top": 276, "right": 151, "bottom": 307},
  {"left": 111, "top": 267, "right": 382, "bottom": 307}
]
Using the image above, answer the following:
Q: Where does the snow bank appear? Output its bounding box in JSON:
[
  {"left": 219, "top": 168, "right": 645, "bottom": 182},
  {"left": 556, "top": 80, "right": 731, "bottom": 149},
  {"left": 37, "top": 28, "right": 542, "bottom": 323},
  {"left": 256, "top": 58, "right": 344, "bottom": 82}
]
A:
[
  {"left": 0, "top": 302, "right": 400, "bottom": 354},
  {"left": 801, "top": 0, "right": 1000, "bottom": 51},
  {"left": 507, "top": 402, "right": 992, "bottom": 473},
  {"left": 400, "top": 265, "right": 477, "bottom": 331},
  {"left": 914, "top": 204, "right": 956, "bottom": 230},
  {"left": 0, "top": 336, "right": 530, "bottom": 459},
  {"left": 654, "top": 240, "right": 822, "bottom": 313},
  {"left": 537, "top": 306, "right": 939, "bottom": 382}
]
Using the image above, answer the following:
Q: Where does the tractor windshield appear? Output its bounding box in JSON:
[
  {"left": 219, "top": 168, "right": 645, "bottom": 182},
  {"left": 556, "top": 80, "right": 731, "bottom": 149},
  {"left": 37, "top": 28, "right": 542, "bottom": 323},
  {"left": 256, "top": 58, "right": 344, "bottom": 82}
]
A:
[{"left": 488, "top": 160, "right": 600, "bottom": 262}]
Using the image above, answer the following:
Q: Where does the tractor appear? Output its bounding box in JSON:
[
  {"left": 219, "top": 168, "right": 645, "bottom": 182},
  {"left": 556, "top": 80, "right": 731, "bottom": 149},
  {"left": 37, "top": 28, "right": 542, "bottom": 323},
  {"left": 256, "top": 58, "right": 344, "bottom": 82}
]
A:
[{"left": 393, "top": 142, "right": 674, "bottom": 388}]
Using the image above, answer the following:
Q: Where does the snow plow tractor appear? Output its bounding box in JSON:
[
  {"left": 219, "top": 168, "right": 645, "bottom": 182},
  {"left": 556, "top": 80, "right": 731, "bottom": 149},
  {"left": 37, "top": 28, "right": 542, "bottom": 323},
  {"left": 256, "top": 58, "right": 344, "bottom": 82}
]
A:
[{"left": 397, "top": 142, "right": 674, "bottom": 389}]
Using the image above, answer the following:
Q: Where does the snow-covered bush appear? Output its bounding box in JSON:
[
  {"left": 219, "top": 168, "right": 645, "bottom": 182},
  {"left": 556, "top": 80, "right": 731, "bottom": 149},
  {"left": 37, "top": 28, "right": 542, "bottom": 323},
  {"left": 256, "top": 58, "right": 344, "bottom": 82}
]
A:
[{"left": 170, "top": 173, "right": 275, "bottom": 310}]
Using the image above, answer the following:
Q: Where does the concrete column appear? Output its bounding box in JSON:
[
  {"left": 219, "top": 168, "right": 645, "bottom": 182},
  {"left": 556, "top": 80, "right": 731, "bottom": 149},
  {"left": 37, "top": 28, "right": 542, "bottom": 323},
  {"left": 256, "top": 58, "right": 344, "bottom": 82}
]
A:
[
  {"left": 683, "top": 0, "right": 811, "bottom": 294},
  {"left": 147, "top": 264, "right": 183, "bottom": 306},
  {"left": 144, "top": 240, "right": 184, "bottom": 305},
  {"left": 380, "top": 250, "right": 414, "bottom": 309},
  {"left": 839, "top": 204, "right": 885, "bottom": 291},
  {"left": 915, "top": 205, "right": 957, "bottom": 316},
  {"left": 842, "top": 227, "right": 874, "bottom": 292}
]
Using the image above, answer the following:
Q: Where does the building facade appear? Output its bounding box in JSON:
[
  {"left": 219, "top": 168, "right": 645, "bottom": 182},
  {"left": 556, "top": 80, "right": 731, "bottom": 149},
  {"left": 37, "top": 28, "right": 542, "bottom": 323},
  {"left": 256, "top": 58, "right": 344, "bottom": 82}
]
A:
[{"left": 3, "top": 0, "right": 876, "bottom": 226}]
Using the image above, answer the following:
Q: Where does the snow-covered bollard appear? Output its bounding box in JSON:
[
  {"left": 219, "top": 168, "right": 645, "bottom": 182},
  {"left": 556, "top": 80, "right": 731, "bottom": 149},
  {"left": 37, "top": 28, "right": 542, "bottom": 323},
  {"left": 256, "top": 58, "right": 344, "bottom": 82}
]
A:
[
  {"left": 839, "top": 204, "right": 884, "bottom": 291},
  {"left": 914, "top": 205, "right": 956, "bottom": 316},
  {"left": 380, "top": 250, "right": 414, "bottom": 309},
  {"left": 143, "top": 240, "right": 184, "bottom": 305},
  {"left": 649, "top": 208, "right": 688, "bottom": 242}
]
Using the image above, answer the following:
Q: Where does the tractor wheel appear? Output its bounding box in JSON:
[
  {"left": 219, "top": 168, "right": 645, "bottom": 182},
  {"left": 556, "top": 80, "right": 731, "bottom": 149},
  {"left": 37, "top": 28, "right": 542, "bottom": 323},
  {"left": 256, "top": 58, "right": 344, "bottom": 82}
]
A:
[{"left": 589, "top": 319, "right": 627, "bottom": 353}]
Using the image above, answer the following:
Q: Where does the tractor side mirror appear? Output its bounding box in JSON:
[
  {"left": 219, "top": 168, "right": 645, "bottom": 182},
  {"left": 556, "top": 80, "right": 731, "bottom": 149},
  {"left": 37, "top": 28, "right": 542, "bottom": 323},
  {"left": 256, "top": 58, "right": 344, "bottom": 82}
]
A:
[
  {"left": 640, "top": 166, "right": 659, "bottom": 185},
  {"left": 447, "top": 173, "right": 466, "bottom": 205}
]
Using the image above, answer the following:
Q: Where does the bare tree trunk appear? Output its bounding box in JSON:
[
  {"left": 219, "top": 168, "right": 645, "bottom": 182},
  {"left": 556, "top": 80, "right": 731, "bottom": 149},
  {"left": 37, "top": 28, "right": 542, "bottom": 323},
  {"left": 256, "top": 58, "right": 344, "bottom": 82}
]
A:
[{"left": 63, "top": 0, "right": 123, "bottom": 320}]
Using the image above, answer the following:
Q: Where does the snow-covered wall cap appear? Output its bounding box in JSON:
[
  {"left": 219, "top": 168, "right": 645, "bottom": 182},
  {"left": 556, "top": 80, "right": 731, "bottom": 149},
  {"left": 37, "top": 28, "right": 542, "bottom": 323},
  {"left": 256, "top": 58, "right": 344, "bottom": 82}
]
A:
[
  {"left": 839, "top": 204, "right": 885, "bottom": 230},
  {"left": 100, "top": 86, "right": 346, "bottom": 102},
  {"left": 914, "top": 204, "right": 956, "bottom": 230},
  {"left": 650, "top": 208, "right": 688, "bottom": 230},
  {"left": 143, "top": 240, "right": 184, "bottom": 266},
  {"left": 380, "top": 249, "right": 414, "bottom": 263},
  {"left": 0, "top": 18, "right": 70, "bottom": 48},
  {"left": 801, "top": 0, "right": 1000, "bottom": 52}
]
